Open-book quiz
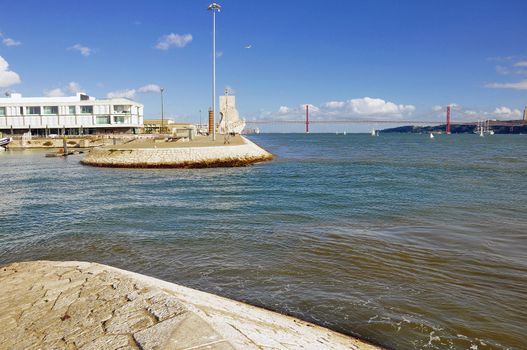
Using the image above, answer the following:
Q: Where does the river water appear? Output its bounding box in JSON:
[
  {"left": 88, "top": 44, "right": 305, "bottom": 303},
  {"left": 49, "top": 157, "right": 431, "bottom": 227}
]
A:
[{"left": 1, "top": 134, "right": 526, "bottom": 349}]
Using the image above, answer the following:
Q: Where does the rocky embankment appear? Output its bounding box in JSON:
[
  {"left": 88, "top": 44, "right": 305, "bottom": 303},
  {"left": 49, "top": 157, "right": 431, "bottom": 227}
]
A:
[{"left": 81, "top": 136, "right": 273, "bottom": 168}]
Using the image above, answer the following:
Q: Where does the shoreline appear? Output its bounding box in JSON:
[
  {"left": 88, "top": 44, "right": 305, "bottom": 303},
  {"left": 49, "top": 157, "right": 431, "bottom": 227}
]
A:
[
  {"left": 0, "top": 260, "right": 381, "bottom": 350},
  {"left": 80, "top": 135, "right": 273, "bottom": 168}
]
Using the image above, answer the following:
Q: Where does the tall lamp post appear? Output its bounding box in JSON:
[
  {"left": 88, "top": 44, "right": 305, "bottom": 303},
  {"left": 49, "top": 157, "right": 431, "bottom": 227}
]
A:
[
  {"left": 160, "top": 87, "right": 165, "bottom": 134},
  {"left": 208, "top": 2, "right": 221, "bottom": 141}
]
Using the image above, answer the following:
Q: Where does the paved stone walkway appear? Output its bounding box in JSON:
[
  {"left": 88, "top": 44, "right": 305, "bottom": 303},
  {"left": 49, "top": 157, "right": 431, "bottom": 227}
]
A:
[{"left": 0, "top": 261, "right": 381, "bottom": 350}]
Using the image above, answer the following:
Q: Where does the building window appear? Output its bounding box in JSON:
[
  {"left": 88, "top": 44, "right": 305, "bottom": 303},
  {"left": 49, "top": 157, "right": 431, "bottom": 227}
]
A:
[
  {"left": 113, "top": 116, "right": 127, "bottom": 124},
  {"left": 80, "top": 105, "right": 93, "bottom": 114},
  {"left": 27, "top": 106, "right": 41, "bottom": 115},
  {"left": 113, "top": 105, "right": 131, "bottom": 114},
  {"left": 69, "top": 106, "right": 76, "bottom": 114},
  {"left": 0, "top": 107, "right": 5, "bottom": 116},
  {"left": 96, "top": 116, "right": 110, "bottom": 124},
  {"left": 43, "top": 106, "right": 59, "bottom": 115}
]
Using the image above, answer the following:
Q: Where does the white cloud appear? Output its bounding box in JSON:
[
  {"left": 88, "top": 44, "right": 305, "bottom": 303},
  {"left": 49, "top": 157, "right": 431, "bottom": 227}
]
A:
[
  {"left": 268, "top": 97, "right": 415, "bottom": 121},
  {"left": 137, "top": 84, "right": 161, "bottom": 93},
  {"left": 325, "top": 101, "right": 346, "bottom": 109},
  {"left": 0, "top": 56, "right": 21, "bottom": 88},
  {"left": 0, "top": 33, "right": 21, "bottom": 47},
  {"left": 44, "top": 88, "right": 66, "bottom": 97},
  {"left": 322, "top": 97, "right": 415, "bottom": 116},
  {"left": 278, "top": 106, "right": 290, "bottom": 115},
  {"left": 513, "top": 61, "right": 527, "bottom": 67},
  {"left": 69, "top": 44, "right": 92, "bottom": 56},
  {"left": 107, "top": 83, "right": 163, "bottom": 98},
  {"left": 432, "top": 105, "right": 443, "bottom": 112},
  {"left": 495, "top": 62, "right": 527, "bottom": 75},
  {"left": 107, "top": 89, "right": 137, "bottom": 99},
  {"left": 155, "top": 33, "right": 192, "bottom": 50},
  {"left": 67, "top": 81, "right": 82, "bottom": 93},
  {"left": 485, "top": 80, "right": 527, "bottom": 90},
  {"left": 43, "top": 81, "right": 83, "bottom": 97},
  {"left": 493, "top": 106, "right": 522, "bottom": 118},
  {"left": 2, "top": 37, "right": 21, "bottom": 46},
  {"left": 302, "top": 104, "right": 320, "bottom": 113},
  {"left": 347, "top": 97, "right": 415, "bottom": 115}
]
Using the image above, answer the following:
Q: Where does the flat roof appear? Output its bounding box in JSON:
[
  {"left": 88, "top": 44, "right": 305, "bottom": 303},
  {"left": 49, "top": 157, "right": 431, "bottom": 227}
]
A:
[{"left": 0, "top": 93, "right": 142, "bottom": 106}]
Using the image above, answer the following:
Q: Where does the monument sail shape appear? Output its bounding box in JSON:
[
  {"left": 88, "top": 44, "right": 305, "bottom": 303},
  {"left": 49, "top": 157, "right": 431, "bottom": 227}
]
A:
[{"left": 218, "top": 93, "right": 246, "bottom": 134}]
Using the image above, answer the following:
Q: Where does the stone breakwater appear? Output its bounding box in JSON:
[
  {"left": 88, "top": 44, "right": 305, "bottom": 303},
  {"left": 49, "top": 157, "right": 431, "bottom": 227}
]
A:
[
  {"left": 0, "top": 261, "right": 380, "bottom": 350},
  {"left": 80, "top": 136, "right": 273, "bottom": 168}
]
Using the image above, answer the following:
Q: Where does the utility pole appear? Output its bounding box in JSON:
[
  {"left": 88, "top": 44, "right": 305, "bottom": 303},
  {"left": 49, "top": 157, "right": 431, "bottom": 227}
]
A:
[{"left": 208, "top": 2, "right": 221, "bottom": 141}]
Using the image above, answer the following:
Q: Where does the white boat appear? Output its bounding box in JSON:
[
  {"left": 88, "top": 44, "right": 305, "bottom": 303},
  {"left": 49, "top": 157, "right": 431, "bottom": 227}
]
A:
[
  {"left": 430, "top": 133, "right": 434, "bottom": 139},
  {"left": 0, "top": 137, "right": 12, "bottom": 148},
  {"left": 343, "top": 131, "right": 347, "bottom": 136},
  {"left": 371, "top": 128, "right": 376, "bottom": 136}
]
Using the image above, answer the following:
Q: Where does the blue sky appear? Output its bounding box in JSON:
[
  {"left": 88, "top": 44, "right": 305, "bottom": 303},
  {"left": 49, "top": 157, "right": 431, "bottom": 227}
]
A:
[{"left": 0, "top": 0, "right": 526, "bottom": 132}]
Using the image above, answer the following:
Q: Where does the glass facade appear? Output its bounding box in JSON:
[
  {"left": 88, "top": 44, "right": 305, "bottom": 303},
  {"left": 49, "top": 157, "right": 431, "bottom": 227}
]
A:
[
  {"left": 113, "top": 116, "right": 127, "bottom": 124},
  {"left": 69, "top": 106, "right": 76, "bottom": 114},
  {"left": 96, "top": 116, "right": 110, "bottom": 124},
  {"left": 43, "top": 106, "right": 59, "bottom": 114},
  {"left": 80, "top": 105, "right": 93, "bottom": 114},
  {"left": 27, "top": 106, "right": 41, "bottom": 115},
  {"left": 113, "top": 105, "right": 131, "bottom": 114},
  {"left": 0, "top": 107, "right": 5, "bottom": 116}
]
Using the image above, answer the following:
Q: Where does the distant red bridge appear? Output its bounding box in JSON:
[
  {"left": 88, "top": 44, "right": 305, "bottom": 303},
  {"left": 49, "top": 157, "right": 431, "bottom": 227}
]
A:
[
  {"left": 245, "top": 105, "right": 527, "bottom": 131},
  {"left": 245, "top": 119, "right": 525, "bottom": 126}
]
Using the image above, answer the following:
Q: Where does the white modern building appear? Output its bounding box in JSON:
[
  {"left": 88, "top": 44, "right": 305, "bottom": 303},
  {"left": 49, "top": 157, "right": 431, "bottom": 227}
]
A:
[{"left": 0, "top": 92, "right": 144, "bottom": 135}]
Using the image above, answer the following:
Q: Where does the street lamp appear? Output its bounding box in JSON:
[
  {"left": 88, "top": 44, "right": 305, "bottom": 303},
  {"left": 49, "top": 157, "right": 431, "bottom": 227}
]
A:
[
  {"left": 208, "top": 2, "right": 221, "bottom": 141},
  {"left": 160, "top": 87, "right": 165, "bottom": 134}
]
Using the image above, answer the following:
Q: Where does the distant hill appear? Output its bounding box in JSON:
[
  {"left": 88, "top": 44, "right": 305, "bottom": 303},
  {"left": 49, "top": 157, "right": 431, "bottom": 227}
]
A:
[{"left": 381, "top": 121, "right": 527, "bottom": 134}]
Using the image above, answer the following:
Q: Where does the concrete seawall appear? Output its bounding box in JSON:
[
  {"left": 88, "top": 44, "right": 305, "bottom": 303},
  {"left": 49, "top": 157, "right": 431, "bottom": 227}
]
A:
[
  {"left": 81, "top": 136, "right": 273, "bottom": 168},
  {"left": 0, "top": 261, "right": 381, "bottom": 350}
]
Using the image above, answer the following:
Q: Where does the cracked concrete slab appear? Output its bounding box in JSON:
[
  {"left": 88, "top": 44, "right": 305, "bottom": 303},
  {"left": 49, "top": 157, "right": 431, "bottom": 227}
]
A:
[{"left": 0, "top": 261, "right": 381, "bottom": 350}]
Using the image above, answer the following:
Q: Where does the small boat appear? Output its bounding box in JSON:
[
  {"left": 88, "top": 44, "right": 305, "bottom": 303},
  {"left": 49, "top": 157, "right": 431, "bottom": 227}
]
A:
[
  {"left": 371, "top": 128, "right": 376, "bottom": 136},
  {"left": 430, "top": 133, "right": 434, "bottom": 139},
  {"left": 0, "top": 137, "right": 12, "bottom": 148},
  {"left": 343, "top": 131, "right": 347, "bottom": 136}
]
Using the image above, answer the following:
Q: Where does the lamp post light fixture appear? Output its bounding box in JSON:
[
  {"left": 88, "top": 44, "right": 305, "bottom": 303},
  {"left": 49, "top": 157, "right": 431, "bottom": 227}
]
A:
[
  {"left": 160, "top": 87, "right": 165, "bottom": 134},
  {"left": 208, "top": 2, "right": 221, "bottom": 141}
]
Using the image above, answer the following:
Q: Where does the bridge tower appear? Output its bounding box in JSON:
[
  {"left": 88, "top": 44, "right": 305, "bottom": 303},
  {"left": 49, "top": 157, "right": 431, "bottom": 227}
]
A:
[
  {"left": 305, "top": 104, "right": 309, "bottom": 133},
  {"left": 446, "top": 105, "right": 451, "bottom": 134}
]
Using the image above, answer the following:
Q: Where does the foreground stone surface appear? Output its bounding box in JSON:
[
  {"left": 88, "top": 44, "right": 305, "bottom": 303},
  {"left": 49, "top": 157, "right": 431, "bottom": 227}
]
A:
[
  {"left": 0, "top": 261, "right": 381, "bottom": 350},
  {"left": 80, "top": 136, "right": 273, "bottom": 168}
]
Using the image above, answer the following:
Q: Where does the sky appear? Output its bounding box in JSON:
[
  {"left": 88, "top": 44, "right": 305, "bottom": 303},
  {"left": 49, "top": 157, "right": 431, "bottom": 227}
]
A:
[{"left": 0, "top": 0, "right": 526, "bottom": 132}]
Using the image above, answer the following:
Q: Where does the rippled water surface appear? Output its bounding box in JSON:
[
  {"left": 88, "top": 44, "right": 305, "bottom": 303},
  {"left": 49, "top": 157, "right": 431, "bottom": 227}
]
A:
[{"left": 1, "top": 134, "right": 526, "bottom": 349}]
